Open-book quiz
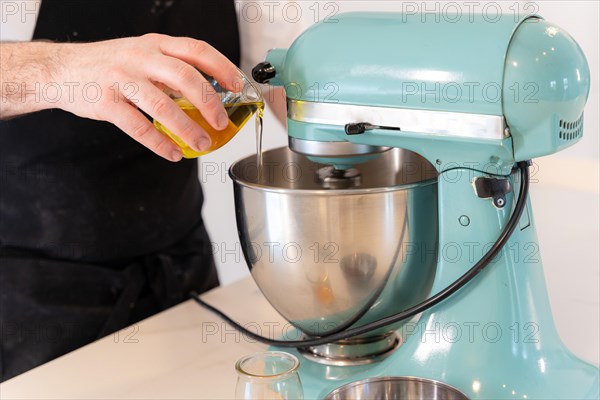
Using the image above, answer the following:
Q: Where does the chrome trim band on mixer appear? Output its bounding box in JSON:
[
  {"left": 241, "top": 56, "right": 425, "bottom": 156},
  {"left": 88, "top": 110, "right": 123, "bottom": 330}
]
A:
[{"left": 287, "top": 99, "right": 507, "bottom": 140}]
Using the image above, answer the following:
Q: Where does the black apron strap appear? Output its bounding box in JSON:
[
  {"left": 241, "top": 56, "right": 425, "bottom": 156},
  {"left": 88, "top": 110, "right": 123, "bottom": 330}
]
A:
[{"left": 96, "top": 263, "right": 146, "bottom": 339}]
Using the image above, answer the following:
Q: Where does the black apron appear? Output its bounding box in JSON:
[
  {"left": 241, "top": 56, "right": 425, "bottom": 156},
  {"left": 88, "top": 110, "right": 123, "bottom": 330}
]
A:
[{"left": 0, "top": 0, "right": 240, "bottom": 381}]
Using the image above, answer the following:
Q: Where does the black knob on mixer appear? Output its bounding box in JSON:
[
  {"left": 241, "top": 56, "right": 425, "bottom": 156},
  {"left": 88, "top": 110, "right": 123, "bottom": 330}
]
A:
[
  {"left": 252, "top": 62, "right": 277, "bottom": 84},
  {"left": 345, "top": 123, "right": 369, "bottom": 135}
]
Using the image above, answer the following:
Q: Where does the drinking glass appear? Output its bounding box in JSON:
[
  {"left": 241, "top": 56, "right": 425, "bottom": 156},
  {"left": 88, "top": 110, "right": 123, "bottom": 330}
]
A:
[{"left": 235, "top": 351, "right": 304, "bottom": 400}]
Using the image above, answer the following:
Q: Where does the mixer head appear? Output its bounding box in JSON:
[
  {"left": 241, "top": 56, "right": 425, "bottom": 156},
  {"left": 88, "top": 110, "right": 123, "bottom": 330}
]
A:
[{"left": 253, "top": 12, "right": 590, "bottom": 174}]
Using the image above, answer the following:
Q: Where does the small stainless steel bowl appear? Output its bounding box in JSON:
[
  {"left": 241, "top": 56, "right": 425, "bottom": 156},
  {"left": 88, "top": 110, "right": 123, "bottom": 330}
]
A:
[
  {"left": 324, "top": 376, "right": 469, "bottom": 400},
  {"left": 230, "top": 147, "right": 438, "bottom": 341}
]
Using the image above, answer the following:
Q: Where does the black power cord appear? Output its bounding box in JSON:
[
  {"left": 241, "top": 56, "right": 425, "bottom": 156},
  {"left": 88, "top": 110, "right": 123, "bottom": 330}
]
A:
[{"left": 191, "top": 161, "right": 531, "bottom": 348}]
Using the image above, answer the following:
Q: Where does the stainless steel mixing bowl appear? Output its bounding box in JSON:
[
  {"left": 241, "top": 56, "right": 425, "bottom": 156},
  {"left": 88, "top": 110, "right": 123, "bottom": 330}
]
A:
[
  {"left": 324, "top": 377, "right": 469, "bottom": 400},
  {"left": 230, "top": 147, "right": 438, "bottom": 342}
]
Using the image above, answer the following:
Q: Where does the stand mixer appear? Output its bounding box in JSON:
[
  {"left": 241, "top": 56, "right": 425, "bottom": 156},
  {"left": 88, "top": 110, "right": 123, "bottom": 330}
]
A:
[{"left": 198, "top": 12, "right": 599, "bottom": 399}]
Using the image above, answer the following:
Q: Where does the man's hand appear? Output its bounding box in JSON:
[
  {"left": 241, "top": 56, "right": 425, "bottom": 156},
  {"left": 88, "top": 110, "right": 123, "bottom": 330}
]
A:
[{"left": 0, "top": 35, "right": 243, "bottom": 161}]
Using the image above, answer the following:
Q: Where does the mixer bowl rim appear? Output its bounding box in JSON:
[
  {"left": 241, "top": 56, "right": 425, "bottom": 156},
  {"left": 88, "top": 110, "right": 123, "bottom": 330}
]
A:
[
  {"left": 229, "top": 146, "right": 439, "bottom": 194},
  {"left": 228, "top": 175, "right": 438, "bottom": 195},
  {"left": 323, "top": 376, "right": 470, "bottom": 400}
]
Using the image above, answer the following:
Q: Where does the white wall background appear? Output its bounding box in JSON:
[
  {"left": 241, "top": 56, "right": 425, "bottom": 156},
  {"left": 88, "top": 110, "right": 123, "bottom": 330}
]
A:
[{"left": 200, "top": 1, "right": 599, "bottom": 365}]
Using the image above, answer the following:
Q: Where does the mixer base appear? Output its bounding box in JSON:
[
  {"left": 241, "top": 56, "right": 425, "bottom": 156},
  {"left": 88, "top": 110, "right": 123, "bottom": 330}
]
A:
[{"left": 297, "top": 332, "right": 401, "bottom": 366}]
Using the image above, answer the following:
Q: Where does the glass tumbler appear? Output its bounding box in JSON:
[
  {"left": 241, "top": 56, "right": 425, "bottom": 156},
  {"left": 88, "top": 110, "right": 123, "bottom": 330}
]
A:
[
  {"left": 235, "top": 351, "right": 304, "bottom": 400},
  {"left": 153, "top": 69, "right": 264, "bottom": 158}
]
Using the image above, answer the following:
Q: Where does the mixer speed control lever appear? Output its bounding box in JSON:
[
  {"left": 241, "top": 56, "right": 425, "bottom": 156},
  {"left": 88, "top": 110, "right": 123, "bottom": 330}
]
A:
[{"left": 345, "top": 122, "right": 401, "bottom": 135}]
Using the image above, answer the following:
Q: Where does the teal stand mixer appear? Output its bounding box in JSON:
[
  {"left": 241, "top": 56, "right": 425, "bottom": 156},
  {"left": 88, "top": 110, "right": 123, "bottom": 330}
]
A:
[{"left": 196, "top": 12, "right": 599, "bottom": 399}]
